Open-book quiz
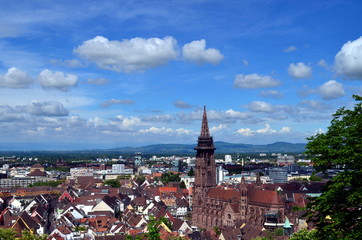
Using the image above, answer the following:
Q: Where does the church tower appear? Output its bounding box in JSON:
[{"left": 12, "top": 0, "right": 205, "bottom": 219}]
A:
[
  {"left": 239, "top": 176, "right": 248, "bottom": 220},
  {"left": 192, "top": 106, "right": 216, "bottom": 225}
]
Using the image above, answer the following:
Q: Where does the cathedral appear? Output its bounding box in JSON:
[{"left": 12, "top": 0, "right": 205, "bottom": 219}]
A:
[{"left": 191, "top": 107, "right": 286, "bottom": 229}]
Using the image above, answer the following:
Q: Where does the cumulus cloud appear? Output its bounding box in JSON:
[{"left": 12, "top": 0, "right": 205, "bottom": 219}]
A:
[
  {"left": 174, "top": 100, "right": 192, "bottom": 109},
  {"left": 318, "top": 80, "right": 345, "bottom": 100},
  {"left": 236, "top": 124, "right": 288, "bottom": 136},
  {"left": 139, "top": 126, "right": 194, "bottom": 135},
  {"left": 0, "top": 67, "right": 33, "bottom": 88},
  {"left": 280, "top": 126, "right": 292, "bottom": 133},
  {"left": 210, "top": 124, "right": 227, "bottom": 133},
  {"left": 26, "top": 100, "right": 69, "bottom": 116},
  {"left": 335, "top": 36, "right": 362, "bottom": 79},
  {"left": 288, "top": 62, "right": 312, "bottom": 79},
  {"left": 37, "top": 69, "right": 78, "bottom": 91},
  {"left": 101, "top": 99, "right": 134, "bottom": 108},
  {"left": 182, "top": 39, "right": 223, "bottom": 64},
  {"left": 112, "top": 115, "right": 142, "bottom": 128},
  {"left": 259, "top": 90, "right": 284, "bottom": 99},
  {"left": 74, "top": 36, "right": 178, "bottom": 72},
  {"left": 0, "top": 105, "right": 24, "bottom": 122},
  {"left": 283, "top": 46, "right": 297, "bottom": 52},
  {"left": 300, "top": 100, "right": 329, "bottom": 111},
  {"left": 249, "top": 101, "right": 274, "bottom": 113},
  {"left": 234, "top": 73, "right": 281, "bottom": 89}
]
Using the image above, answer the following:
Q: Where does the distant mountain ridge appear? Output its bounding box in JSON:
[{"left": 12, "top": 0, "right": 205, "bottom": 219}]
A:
[{"left": 109, "top": 141, "right": 306, "bottom": 154}]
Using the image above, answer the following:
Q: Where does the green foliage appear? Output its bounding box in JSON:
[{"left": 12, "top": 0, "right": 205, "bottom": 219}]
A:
[
  {"left": 135, "top": 175, "right": 146, "bottom": 185},
  {"left": 29, "top": 180, "right": 64, "bottom": 187},
  {"left": 159, "top": 216, "right": 172, "bottom": 230},
  {"left": 289, "top": 229, "right": 317, "bottom": 240},
  {"left": 308, "top": 173, "right": 322, "bottom": 182},
  {"left": 305, "top": 95, "right": 362, "bottom": 240},
  {"left": 273, "top": 228, "right": 283, "bottom": 236},
  {"left": 147, "top": 216, "right": 161, "bottom": 240},
  {"left": 0, "top": 228, "right": 17, "bottom": 240},
  {"left": 213, "top": 226, "right": 221, "bottom": 236},
  {"left": 45, "top": 166, "right": 70, "bottom": 172},
  {"left": 104, "top": 179, "right": 121, "bottom": 188},
  {"left": 160, "top": 172, "right": 180, "bottom": 184},
  {"left": 20, "top": 230, "right": 48, "bottom": 240},
  {"left": 187, "top": 167, "right": 194, "bottom": 176},
  {"left": 251, "top": 236, "right": 274, "bottom": 240},
  {"left": 292, "top": 205, "right": 306, "bottom": 211},
  {"left": 180, "top": 180, "right": 186, "bottom": 189},
  {"left": 296, "top": 162, "right": 309, "bottom": 167}
]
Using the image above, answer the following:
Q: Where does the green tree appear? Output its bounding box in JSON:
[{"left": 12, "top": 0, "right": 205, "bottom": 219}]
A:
[
  {"left": 289, "top": 229, "right": 317, "bottom": 240},
  {"left": 20, "top": 230, "right": 47, "bottom": 240},
  {"left": 305, "top": 95, "right": 362, "bottom": 240},
  {"left": 0, "top": 228, "right": 17, "bottom": 240},
  {"left": 146, "top": 216, "right": 161, "bottom": 240},
  {"left": 160, "top": 172, "right": 180, "bottom": 184},
  {"left": 308, "top": 173, "right": 322, "bottom": 182},
  {"left": 104, "top": 179, "right": 121, "bottom": 188},
  {"left": 180, "top": 180, "right": 186, "bottom": 189},
  {"left": 135, "top": 175, "right": 146, "bottom": 185},
  {"left": 187, "top": 167, "right": 194, "bottom": 176}
]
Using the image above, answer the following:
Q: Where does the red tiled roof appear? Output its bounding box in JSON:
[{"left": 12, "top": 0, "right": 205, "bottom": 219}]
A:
[
  {"left": 207, "top": 188, "right": 240, "bottom": 201},
  {"left": 248, "top": 188, "right": 284, "bottom": 205},
  {"left": 159, "top": 187, "right": 177, "bottom": 193}
]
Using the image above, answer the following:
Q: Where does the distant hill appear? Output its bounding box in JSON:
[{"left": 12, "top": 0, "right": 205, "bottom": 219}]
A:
[{"left": 108, "top": 141, "right": 306, "bottom": 154}]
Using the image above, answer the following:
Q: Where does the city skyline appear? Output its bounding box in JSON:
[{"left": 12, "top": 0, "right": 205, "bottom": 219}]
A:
[{"left": 1, "top": 0, "right": 362, "bottom": 150}]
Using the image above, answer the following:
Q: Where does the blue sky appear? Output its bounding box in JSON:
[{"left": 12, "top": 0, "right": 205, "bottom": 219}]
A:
[{"left": 0, "top": 0, "right": 362, "bottom": 150}]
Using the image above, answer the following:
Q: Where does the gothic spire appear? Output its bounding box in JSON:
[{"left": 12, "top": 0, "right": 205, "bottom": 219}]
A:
[{"left": 200, "top": 106, "right": 210, "bottom": 138}]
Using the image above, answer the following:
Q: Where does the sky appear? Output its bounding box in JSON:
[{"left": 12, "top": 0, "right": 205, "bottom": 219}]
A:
[{"left": 0, "top": 0, "right": 362, "bottom": 150}]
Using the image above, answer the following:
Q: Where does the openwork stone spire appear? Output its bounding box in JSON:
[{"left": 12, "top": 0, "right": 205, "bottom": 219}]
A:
[{"left": 200, "top": 106, "right": 210, "bottom": 138}]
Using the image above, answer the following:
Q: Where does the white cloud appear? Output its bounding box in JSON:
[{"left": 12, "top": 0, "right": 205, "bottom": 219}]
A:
[
  {"left": 101, "top": 99, "right": 134, "bottom": 108},
  {"left": 75, "top": 36, "right": 178, "bottom": 72},
  {"left": 335, "top": 36, "right": 362, "bottom": 79},
  {"left": 283, "top": 46, "right": 297, "bottom": 52},
  {"left": 242, "top": 59, "right": 249, "bottom": 66},
  {"left": 0, "top": 67, "right": 33, "bottom": 88},
  {"left": 37, "top": 69, "right": 78, "bottom": 91},
  {"left": 182, "top": 39, "right": 223, "bottom": 64},
  {"left": 256, "top": 124, "right": 277, "bottom": 134},
  {"left": 0, "top": 105, "right": 24, "bottom": 122},
  {"left": 249, "top": 101, "right": 274, "bottom": 113},
  {"left": 259, "top": 90, "right": 284, "bottom": 99},
  {"left": 139, "top": 126, "right": 195, "bottom": 135},
  {"left": 236, "top": 127, "right": 253, "bottom": 136},
  {"left": 280, "top": 126, "right": 291, "bottom": 133},
  {"left": 300, "top": 100, "right": 328, "bottom": 110},
  {"left": 318, "top": 80, "right": 345, "bottom": 100},
  {"left": 288, "top": 62, "right": 312, "bottom": 79},
  {"left": 210, "top": 124, "right": 227, "bottom": 133},
  {"left": 26, "top": 100, "right": 69, "bottom": 116},
  {"left": 234, "top": 73, "right": 281, "bottom": 89},
  {"left": 174, "top": 100, "right": 192, "bottom": 109},
  {"left": 113, "top": 115, "right": 142, "bottom": 128},
  {"left": 224, "top": 109, "right": 250, "bottom": 119},
  {"left": 236, "top": 124, "right": 288, "bottom": 136},
  {"left": 139, "top": 126, "right": 174, "bottom": 134}
]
